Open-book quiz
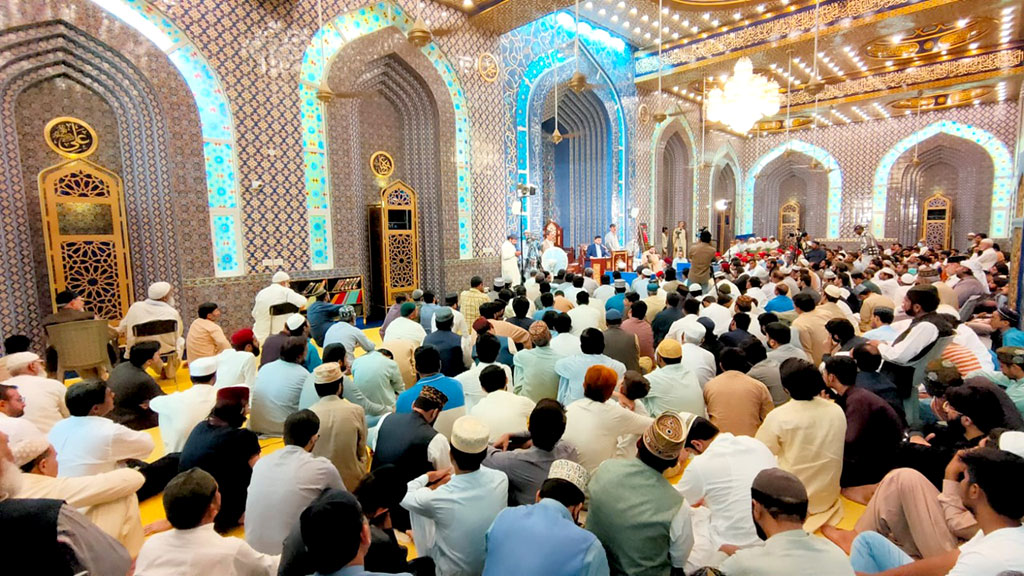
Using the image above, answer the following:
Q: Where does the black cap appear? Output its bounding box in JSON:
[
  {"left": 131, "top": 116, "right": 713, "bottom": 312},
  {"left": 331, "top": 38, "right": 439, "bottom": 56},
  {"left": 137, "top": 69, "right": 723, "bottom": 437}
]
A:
[
  {"left": 300, "top": 490, "right": 364, "bottom": 573},
  {"left": 997, "top": 305, "right": 1020, "bottom": 325},
  {"left": 947, "top": 255, "right": 968, "bottom": 263},
  {"left": 55, "top": 289, "right": 79, "bottom": 306}
]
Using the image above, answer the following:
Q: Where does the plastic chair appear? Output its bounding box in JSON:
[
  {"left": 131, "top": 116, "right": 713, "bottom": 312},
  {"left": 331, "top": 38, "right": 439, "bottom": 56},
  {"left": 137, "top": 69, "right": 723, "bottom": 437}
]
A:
[
  {"left": 45, "top": 319, "right": 113, "bottom": 382},
  {"left": 132, "top": 319, "right": 180, "bottom": 382},
  {"left": 268, "top": 302, "right": 300, "bottom": 336}
]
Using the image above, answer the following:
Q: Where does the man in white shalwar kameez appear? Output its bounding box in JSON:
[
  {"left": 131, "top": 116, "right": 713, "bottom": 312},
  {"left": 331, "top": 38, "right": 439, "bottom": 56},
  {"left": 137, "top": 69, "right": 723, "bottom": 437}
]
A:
[
  {"left": 251, "top": 271, "right": 308, "bottom": 345},
  {"left": 117, "top": 281, "right": 185, "bottom": 378},
  {"left": 500, "top": 235, "right": 522, "bottom": 288}
]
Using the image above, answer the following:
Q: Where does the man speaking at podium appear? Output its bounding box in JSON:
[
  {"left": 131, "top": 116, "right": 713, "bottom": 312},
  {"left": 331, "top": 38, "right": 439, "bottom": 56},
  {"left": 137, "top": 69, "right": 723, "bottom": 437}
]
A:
[{"left": 587, "top": 235, "right": 611, "bottom": 260}]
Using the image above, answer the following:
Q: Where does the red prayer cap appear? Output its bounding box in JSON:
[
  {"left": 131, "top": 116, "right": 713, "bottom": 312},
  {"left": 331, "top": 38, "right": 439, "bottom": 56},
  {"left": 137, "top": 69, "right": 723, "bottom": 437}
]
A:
[
  {"left": 583, "top": 365, "right": 618, "bottom": 402},
  {"left": 216, "top": 385, "right": 250, "bottom": 406},
  {"left": 472, "top": 317, "right": 492, "bottom": 333},
  {"left": 230, "top": 328, "right": 255, "bottom": 347}
]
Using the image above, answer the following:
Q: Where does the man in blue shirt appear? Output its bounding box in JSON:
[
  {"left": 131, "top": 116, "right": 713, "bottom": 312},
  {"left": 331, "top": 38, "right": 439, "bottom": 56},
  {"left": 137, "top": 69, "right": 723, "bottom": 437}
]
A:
[
  {"left": 554, "top": 328, "right": 626, "bottom": 405},
  {"left": 307, "top": 288, "right": 342, "bottom": 346},
  {"left": 323, "top": 306, "right": 375, "bottom": 367},
  {"left": 992, "top": 305, "right": 1024, "bottom": 350},
  {"left": 605, "top": 279, "right": 627, "bottom": 314},
  {"left": 395, "top": 346, "right": 466, "bottom": 437},
  {"left": 533, "top": 292, "right": 556, "bottom": 321},
  {"left": 483, "top": 459, "right": 607, "bottom": 576},
  {"left": 764, "top": 283, "right": 795, "bottom": 313},
  {"left": 418, "top": 291, "right": 440, "bottom": 335}
]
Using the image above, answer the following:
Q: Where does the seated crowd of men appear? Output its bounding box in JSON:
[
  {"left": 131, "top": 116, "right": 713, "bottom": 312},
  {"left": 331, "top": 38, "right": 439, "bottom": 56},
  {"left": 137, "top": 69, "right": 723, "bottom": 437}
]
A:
[{"left": 0, "top": 232, "right": 1023, "bottom": 576}]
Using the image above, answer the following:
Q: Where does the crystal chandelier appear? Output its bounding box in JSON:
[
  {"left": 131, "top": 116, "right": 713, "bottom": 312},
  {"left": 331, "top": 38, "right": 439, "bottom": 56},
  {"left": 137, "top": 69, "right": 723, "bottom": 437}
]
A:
[{"left": 706, "top": 58, "right": 782, "bottom": 134}]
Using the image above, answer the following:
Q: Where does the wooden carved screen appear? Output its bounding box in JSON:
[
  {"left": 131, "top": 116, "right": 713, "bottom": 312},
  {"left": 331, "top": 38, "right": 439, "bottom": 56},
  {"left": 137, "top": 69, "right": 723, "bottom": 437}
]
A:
[
  {"left": 921, "top": 192, "right": 952, "bottom": 249},
  {"left": 38, "top": 159, "right": 132, "bottom": 320},
  {"left": 779, "top": 201, "right": 801, "bottom": 242},
  {"left": 379, "top": 181, "right": 419, "bottom": 307}
]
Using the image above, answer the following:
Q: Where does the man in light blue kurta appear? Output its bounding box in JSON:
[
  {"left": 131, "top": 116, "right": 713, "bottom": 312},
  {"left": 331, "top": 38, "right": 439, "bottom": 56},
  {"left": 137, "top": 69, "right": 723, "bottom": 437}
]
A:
[
  {"left": 250, "top": 340, "right": 310, "bottom": 435},
  {"left": 483, "top": 459, "right": 608, "bottom": 576},
  {"left": 511, "top": 321, "right": 562, "bottom": 402},
  {"left": 555, "top": 328, "right": 625, "bottom": 406},
  {"left": 323, "top": 307, "right": 376, "bottom": 367},
  {"left": 350, "top": 349, "right": 406, "bottom": 411},
  {"left": 642, "top": 339, "right": 706, "bottom": 417},
  {"left": 400, "top": 415, "right": 507, "bottom": 576}
]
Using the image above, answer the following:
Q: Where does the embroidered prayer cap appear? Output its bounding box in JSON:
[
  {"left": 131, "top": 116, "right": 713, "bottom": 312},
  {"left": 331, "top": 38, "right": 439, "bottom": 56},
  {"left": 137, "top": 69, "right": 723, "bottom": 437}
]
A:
[
  {"left": 656, "top": 338, "right": 682, "bottom": 360},
  {"left": 917, "top": 266, "right": 939, "bottom": 281},
  {"left": 996, "top": 347, "right": 1024, "bottom": 367},
  {"left": 400, "top": 302, "right": 417, "bottom": 317},
  {"left": 188, "top": 357, "right": 218, "bottom": 378},
  {"left": 313, "top": 362, "right": 344, "bottom": 384},
  {"left": 411, "top": 289, "right": 424, "bottom": 300},
  {"left": 434, "top": 307, "right": 454, "bottom": 323},
  {"left": 997, "top": 305, "right": 1020, "bottom": 325},
  {"left": 642, "top": 411, "right": 693, "bottom": 461},
  {"left": 285, "top": 314, "right": 307, "bottom": 331},
  {"left": 272, "top": 271, "right": 291, "bottom": 283},
  {"left": 547, "top": 459, "right": 589, "bottom": 495},
  {"left": 148, "top": 282, "right": 172, "bottom": 300},
  {"left": 925, "top": 358, "right": 961, "bottom": 386},
  {"left": 4, "top": 352, "right": 40, "bottom": 373},
  {"left": 493, "top": 278, "right": 505, "bottom": 288},
  {"left": 451, "top": 415, "right": 490, "bottom": 454},
  {"left": 10, "top": 432, "right": 49, "bottom": 468},
  {"left": 613, "top": 278, "right": 627, "bottom": 288},
  {"left": 528, "top": 321, "right": 551, "bottom": 345},
  {"left": 215, "top": 385, "right": 250, "bottom": 406},
  {"left": 998, "top": 431, "right": 1024, "bottom": 460},
  {"left": 419, "top": 385, "right": 448, "bottom": 409},
  {"left": 823, "top": 285, "right": 843, "bottom": 299},
  {"left": 230, "top": 328, "right": 255, "bottom": 347},
  {"left": 55, "top": 289, "right": 79, "bottom": 306},
  {"left": 337, "top": 305, "right": 355, "bottom": 322}
]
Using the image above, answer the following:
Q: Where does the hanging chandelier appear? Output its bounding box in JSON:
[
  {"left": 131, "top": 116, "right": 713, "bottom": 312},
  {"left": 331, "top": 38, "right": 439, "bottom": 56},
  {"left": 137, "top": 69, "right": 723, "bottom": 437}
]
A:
[{"left": 706, "top": 57, "right": 782, "bottom": 134}]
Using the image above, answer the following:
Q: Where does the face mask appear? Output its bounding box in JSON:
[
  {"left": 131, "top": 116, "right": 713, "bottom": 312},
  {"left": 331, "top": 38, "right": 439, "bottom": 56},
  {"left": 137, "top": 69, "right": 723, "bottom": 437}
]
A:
[{"left": 909, "top": 268, "right": 918, "bottom": 275}]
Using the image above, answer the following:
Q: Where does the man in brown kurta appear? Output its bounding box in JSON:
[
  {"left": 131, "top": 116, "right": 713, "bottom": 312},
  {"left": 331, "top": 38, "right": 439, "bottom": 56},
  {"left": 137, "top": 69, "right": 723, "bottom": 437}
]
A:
[{"left": 703, "top": 348, "right": 773, "bottom": 437}]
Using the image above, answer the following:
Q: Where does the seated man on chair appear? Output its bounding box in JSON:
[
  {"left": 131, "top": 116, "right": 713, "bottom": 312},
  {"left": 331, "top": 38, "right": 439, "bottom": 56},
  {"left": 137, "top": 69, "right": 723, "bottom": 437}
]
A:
[
  {"left": 42, "top": 289, "right": 117, "bottom": 379},
  {"left": 117, "top": 282, "right": 185, "bottom": 379}
]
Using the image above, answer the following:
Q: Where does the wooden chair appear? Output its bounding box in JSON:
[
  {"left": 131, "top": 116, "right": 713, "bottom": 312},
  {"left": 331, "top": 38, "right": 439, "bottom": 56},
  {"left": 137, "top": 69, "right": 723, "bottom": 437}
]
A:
[
  {"left": 132, "top": 319, "right": 180, "bottom": 382},
  {"left": 269, "top": 302, "right": 301, "bottom": 336},
  {"left": 45, "top": 319, "right": 113, "bottom": 383}
]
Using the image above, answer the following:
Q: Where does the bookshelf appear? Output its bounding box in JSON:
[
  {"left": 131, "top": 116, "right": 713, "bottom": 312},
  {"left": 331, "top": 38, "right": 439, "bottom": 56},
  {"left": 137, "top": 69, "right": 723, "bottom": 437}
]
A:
[{"left": 290, "top": 275, "right": 366, "bottom": 323}]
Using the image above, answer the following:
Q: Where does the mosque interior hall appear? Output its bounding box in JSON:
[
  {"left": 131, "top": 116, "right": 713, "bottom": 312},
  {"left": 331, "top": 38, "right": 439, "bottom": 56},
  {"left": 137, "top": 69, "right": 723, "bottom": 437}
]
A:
[{"left": 3, "top": 0, "right": 1024, "bottom": 573}]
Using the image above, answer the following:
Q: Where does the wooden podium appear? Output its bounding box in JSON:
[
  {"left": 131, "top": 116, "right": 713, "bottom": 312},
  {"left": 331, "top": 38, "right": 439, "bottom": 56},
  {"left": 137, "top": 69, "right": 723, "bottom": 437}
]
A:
[
  {"left": 591, "top": 257, "right": 611, "bottom": 281},
  {"left": 611, "top": 250, "right": 629, "bottom": 273}
]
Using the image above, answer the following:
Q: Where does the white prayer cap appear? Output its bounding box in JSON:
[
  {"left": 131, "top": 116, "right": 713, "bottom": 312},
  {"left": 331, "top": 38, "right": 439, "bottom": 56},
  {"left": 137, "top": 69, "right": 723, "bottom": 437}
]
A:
[
  {"left": 936, "top": 304, "right": 960, "bottom": 318},
  {"left": 798, "top": 258, "right": 810, "bottom": 267},
  {"left": 900, "top": 273, "right": 917, "bottom": 285},
  {"left": 852, "top": 260, "right": 867, "bottom": 273},
  {"left": 188, "top": 357, "right": 218, "bottom": 378},
  {"left": 11, "top": 433, "right": 50, "bottom": 468},
  {"left": 999, "top": 431, "right": 1024, "bottom": 459},
  {"left": 823, "top": 270, "right": 836, "bottom": 280},
  {"left": 878, "top": 267, "right": 896, "bottom": 278},
  {"left": 779, "top": 266, "right": 791, "bottom": 274},
  {"left": 148, "top": 281, "right": 172, "bottom": 300},
  {"left": 963, "top": 259, "right": 983, "bottom": 273},
  {"left": 272, "top": 271, "right": 290, "bottom": 283},
  {"left": 824, "top": 285, "right": 843, "bottom": 299},
  {"left": 285, "top": 313, "right": 307, "bottom": 331},
  {"left": 641, "top": 268, "right": 652, "bottom": 277},
  {"left": 451, "top": 415, "right": 490, "bottom": 454},
  {"left": 547, "top": 459, "right": 589, "bottom": 494},
  {"left": 4, "top": 352, "right": 40, "bottom": 373},
  {"left": 313, "top": 362, "right": 343, "bottom": 384},
  {"left": 616, "top": 260, "right": 627, "bottom": 270},
  {"left": 683, "top": 323, "right": 705, "bottom": 344},
  {"left": 839, "top": 288, "right": 851, "bottom": 300}
]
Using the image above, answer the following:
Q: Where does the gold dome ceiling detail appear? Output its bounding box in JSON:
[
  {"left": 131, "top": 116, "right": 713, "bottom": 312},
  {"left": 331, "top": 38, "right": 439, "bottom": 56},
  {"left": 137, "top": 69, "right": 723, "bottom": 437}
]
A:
[
  {"left": 889, "top": 86, "right": 993, "bottom": 111},
  {"left": 864, "top": 19, "right": 992, "bottom": 61}
]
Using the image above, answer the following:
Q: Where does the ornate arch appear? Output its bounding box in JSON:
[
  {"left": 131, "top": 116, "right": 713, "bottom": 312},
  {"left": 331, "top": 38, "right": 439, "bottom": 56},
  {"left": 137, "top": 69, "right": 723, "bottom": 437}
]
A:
[
  {"left": 514, "top": 12, "right": 629, "bottom": 243},
  {"left": 650, "top": 116, "right": 698, "bottom": 233},
  {"left": 744, "top": 139, "right": 842, "bottom": 237},
  {"left": 872, "top": 120, "right": 1013, "bottom": 238},
  {"left": 300, "top": 1, "right": 474, "bottom": 267},
  {"left": 710, "top": 143, "right": 742, "bottom": 228},
  {"left": 89, "top": 0, "right": 244, "bottom": 276}
]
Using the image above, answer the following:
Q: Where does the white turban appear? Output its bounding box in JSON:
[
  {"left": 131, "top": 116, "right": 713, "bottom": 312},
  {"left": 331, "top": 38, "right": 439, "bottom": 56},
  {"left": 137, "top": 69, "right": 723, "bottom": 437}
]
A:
[{"left": 148, "top": 282, "right": 172, "bottom": 300}]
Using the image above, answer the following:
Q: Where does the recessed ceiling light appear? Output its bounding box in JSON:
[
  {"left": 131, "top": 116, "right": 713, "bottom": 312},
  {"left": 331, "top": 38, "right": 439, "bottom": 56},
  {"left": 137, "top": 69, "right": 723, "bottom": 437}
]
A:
[
  {"left": 711, "top": 19, "right": 719, "bottom": 26},
  {"left": 629, "top": 7, "right": 637, "bottom": 14},
  {"left": 610, "top": 14, "right": 618, "bottom": 22},
  {"left": 733, "top": 12, "right": 741, "bottom": 20},
  {"left": 671, "top": 32, "right": 679, "bottom": 39},
  {"left": 634, "top": 27, "right": 641, "bottom": 33},
  {"left": 672, "top": 13, "right": 679, "bottom": 21},
  {"left": 598, "top": 8, "right": 606, "bottom": 16},
  {"left": 702, "top": 12, "right": 710, "bottom": 20}
]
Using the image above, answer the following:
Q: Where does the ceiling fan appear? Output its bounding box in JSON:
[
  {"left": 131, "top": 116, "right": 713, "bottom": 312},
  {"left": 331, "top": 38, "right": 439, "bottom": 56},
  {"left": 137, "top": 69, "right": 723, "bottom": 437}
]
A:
[
  {"left": 799, "top": 0, "right": 825, "bottom": 96},
  {"left": 548, "top": 82, "right": 581, "bottom": 144},
  {"left": 560, "top": 0, "right": 609, "bottom": 93},
  {"left": 404, "top": 0, "right": 460, "bottom": 47}
]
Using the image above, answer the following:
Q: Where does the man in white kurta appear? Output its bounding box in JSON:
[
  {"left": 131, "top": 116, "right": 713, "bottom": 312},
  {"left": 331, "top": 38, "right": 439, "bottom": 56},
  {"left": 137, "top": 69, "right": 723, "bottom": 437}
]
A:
[
  {"left": 214, "top": 328, "right": 260, "bottom": 389},
  {"left": 48, "top": 382, "right": 155, "bottom": 477},
  {"left": 150, "top": 357, "right": 218, "bottom": 453},
  {"left": 3, "top": 352, "right": 69, "bottom": 433},
  {"left": 382, "top": 302, "right": 427, "bottom": 347},
  {"left": 250, "top": 271, "right": 308, "bottom": 344},
  {"left": 500, "top": 235, "right": 522, "bottom": 287},
  {"left": 135, "top": 468, "right": 279, "bottom": 575},
  {"left": 11, "top": 434, "right": 146, "bottom": 557},
  {"left": 117, "top": 281, "right": 185, "bottom": 355}
]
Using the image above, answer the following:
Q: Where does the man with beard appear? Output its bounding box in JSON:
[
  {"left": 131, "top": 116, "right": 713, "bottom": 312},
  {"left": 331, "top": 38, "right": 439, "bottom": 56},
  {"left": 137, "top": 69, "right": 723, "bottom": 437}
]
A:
[
  {"left": 719, "top": 468, "right": 854, "bottom": 575},
  {"left": 0, "top": 430, "right": 132, "bottom": 575}
]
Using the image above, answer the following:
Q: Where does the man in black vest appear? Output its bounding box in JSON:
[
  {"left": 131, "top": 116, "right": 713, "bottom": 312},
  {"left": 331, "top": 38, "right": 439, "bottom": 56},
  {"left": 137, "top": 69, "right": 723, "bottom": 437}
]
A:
[
  {"left": 0, "top": 430, "right": 131, "bottom": 575},
  {"left": 372, "top": 385, "right": 450, "bottom": 531},
  {"left": 870, "top": 284, "right": 954, "bottom": 430}
]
